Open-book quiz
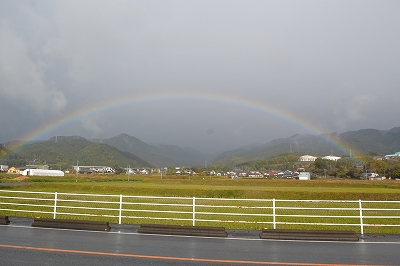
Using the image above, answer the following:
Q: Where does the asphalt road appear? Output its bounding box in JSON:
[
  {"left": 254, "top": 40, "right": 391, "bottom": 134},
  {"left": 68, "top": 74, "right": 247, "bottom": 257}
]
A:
[{"left": 1, "top": 217, "right": 400, "bottom": 266}]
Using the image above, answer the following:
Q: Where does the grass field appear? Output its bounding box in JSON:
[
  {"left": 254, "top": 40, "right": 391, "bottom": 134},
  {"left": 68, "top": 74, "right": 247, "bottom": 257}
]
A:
[
  {"left": 1, "top": 173, "right": 400, "bottom": 234},
  {"left": 2, "top": 173, "right": 400, "bottom": 200}
]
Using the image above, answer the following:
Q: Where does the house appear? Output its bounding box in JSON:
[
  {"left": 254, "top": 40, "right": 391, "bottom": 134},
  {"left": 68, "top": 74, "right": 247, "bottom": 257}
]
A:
[
  {"left": 126, "top": 168, "right": 136, "bottom": 174},
  {"left": 238, "top": 171, "right": 247, "bottom": 177},
  {"left": 184, "top": 169, "right": 193, "bottom": 175},
  {"left": 7, "top": 167, "right": 20, "bottom": 174},
  {"left": 175, "top": 167, "right": 181, "bottom": 175},
  {"left": 227, "top": 171, "right": 237, "bottom": 178},
  {"left": 264, "top": 171, "right": 278, "bottom": 177},
  {"left": 385, "top": 152, "right": 400, "bottom": 159},
  {"left": 0, "top": 165, "right": 9, "bottom": 172},
  {"left": 248, "top": 171, "right": 263, "bottom": 178},
  {"left": 366, "top": 173, "right": 385, "bottom": 180},
  {"left": 283, "top": 170, "right": 294, "bottom": 178},
  {"left": 139, "top": 169, "right": 149, "bottom": 174},
  {"left": 79, "top": 169, "right": 93, "bottom": 174},
  {"left": 298, "top": 172, "right": 311, "bottom": 180}
]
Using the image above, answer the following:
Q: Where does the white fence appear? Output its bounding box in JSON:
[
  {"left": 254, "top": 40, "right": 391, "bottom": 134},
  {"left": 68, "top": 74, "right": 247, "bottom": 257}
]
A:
[{"left": 1, "top": 190, "right": 400, "bottom": 234}]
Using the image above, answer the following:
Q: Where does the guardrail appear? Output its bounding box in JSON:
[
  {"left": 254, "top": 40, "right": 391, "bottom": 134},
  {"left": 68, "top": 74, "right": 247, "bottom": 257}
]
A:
[{"left": 1, "top": 190, "right": 400, "bottom": 234}]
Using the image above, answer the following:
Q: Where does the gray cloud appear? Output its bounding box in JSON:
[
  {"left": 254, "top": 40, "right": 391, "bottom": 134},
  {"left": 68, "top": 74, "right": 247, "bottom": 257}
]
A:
[{"left": 1, "top": 0, "right": 399, "bottom": 153}]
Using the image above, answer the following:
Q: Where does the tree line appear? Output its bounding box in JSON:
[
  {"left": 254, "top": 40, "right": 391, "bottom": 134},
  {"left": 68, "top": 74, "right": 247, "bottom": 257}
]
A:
[{"left": 234, "top": 153, "right": 400, "bottom": 179}]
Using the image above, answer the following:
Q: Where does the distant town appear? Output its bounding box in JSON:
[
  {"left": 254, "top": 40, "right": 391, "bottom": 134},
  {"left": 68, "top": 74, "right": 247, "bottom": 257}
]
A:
[{"left": 2, "top": 151, "right": 399, "bottom": 181}]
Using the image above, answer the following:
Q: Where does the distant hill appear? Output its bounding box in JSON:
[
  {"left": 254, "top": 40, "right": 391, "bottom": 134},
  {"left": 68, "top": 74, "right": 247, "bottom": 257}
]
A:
[
  {"left": 0, "top": 145, "right": 8, "bottom": 164},
  {"left": 211, "top": 134, "right": 339, "bottom": 166},
  {"left": 92, "top": 134, "right": 207, "bottom": 167},
  {"left": 7, "top": 136, "right": 152, "bottom": 168},
  {"left": 211, "top": 127, "right": 400, "bottom": 166},
  {"left": 3, "top": 126, "right": 400, "bottom": 169},
  {"left": 340, "top": 127, "right": 400, "bottom": 155}
]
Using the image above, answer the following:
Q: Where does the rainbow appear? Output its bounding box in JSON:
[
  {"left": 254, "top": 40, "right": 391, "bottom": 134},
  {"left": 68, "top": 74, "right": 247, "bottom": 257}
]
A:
[{"left": 2, "top": 90, "right": 360, "bottom": 159}]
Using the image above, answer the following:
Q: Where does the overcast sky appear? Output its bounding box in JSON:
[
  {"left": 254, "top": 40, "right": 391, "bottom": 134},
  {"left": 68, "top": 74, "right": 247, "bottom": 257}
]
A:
[{"left": 1, "top": 0, "right": 399, "bottom": 154}]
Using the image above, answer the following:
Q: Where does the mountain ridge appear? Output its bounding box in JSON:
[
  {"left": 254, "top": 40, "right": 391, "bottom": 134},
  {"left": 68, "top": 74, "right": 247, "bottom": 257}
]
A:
[
  {"left": 211, "top": 127, "right": 400, "bottom": 166},
  {"left": 2, "top": 126, "right": 400, "bottom": 168},
  {"left": 92, "top": 134, "right": 207, "bottom": 167}
]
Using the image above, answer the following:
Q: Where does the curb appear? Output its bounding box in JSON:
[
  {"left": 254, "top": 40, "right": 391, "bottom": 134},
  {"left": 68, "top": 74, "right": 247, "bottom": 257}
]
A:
[
  {"left": 32, "top": 218, "right": 111, "bottom": 231},
  {"left": 0, "top": 216, "right": 10, "bottom": 225},
  {"left": 260, "top": 229, "right": 359, "bottom": 241},
  {"left": 138, "top": 224, "right": 228, "bottom": 237}
]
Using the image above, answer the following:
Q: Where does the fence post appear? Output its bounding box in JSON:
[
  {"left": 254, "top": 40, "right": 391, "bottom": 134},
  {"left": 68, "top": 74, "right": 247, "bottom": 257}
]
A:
[
  {"left": 119, "top": 194, "right": 123, "bottom": 225},
  {"left": 272, "top": 198, "right": 276, "bottom": 229},
  {"left": 359, "top": 199, "right": 364, "bottom": 235},
  {"left": 192, "top": 197, "right": 196, "bottom": 226},
  {"left": 53, "top": 192, "right": 58, "bottom": 219}
]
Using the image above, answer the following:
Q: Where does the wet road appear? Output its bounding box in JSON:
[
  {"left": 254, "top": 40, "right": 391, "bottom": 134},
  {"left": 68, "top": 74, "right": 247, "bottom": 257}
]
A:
[{"left": 1, "top": 217, "right": 400, "bottom": 265}]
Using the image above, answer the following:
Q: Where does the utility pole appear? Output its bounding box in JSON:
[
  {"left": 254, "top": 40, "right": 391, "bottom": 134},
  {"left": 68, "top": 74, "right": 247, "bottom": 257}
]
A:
[{"left": 75, "top": 161, "right": 79, "bottom": 183}]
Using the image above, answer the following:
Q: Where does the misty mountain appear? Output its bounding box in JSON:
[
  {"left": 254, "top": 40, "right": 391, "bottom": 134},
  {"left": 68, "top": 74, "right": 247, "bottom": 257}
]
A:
[
  {"left": 211, "top": 127, "right": 400, "bottom": 166},
  {"left": 3, "top": 126, "right": 400, "bottom": 169},
  {"left": 211, "top": 134, "right": 336, "bottom": 166},
  {"left": 150, "top": 143, "right": 207, "bottom": 165},
  {"left": 340, "top": 127, "right": 400, "bottom": 155},
  {"left": 92, "top": 134, "right": 207, "bottom": 167}
]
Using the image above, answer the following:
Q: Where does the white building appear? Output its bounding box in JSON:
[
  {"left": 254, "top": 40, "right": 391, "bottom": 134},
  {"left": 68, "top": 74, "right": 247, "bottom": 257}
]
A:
[
  {"left": 299, "top": 155, "right": 318, "bottom": 162},
  {"left": 0, "top": 165, "right": 9, "bottom": 172},
  {"left": 298, "top": 172, "right": 311, "bottom": 180},
  {"left": 322, "top": 155, "right": 341, "bottom": 161},
  {"left": 385, "top": 152, "right": 400, "bottom": 159},
  {"left": 22, "top": 169, "right": 64, "bottom": 177}
]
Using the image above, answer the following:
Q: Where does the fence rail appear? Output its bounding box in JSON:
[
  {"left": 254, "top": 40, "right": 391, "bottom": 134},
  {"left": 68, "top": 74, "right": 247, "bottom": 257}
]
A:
[{"left": 1, "top": 190, "right": 400, "bottom": 234}]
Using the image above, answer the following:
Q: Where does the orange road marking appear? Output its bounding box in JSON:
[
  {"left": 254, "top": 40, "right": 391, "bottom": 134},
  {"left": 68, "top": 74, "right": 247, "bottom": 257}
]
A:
[{"left": 0, "top": 243, "right": 388, "bottom": 266}]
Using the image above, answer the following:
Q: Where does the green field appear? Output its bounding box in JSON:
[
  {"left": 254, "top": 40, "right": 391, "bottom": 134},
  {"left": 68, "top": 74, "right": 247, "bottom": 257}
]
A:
[
  {"left": 1, "top": 174, "right": 400, "bottom": 234},
  {"left": 2, "top": 173, "right": 400, "bottom": 200}
]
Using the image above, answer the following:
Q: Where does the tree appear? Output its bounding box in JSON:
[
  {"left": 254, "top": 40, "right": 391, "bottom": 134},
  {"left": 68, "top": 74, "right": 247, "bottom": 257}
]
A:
[
  {"left": 313, "top": 158, "right": 330, "bottom": 170},
  {"left": 366, "top": 160, "right": 388, "bottom": 175},
  {"left": 113, "top": 164, "right": 125, "bottom": 174},
  {"left": 346, "top": 167, "right": 363, "bottom": 179},
  {"left": 336, "top": 158, "right": 354, "bottom": 169},
  {"left": 392, "top": 169, "right": 400, "bottom": 179}
]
